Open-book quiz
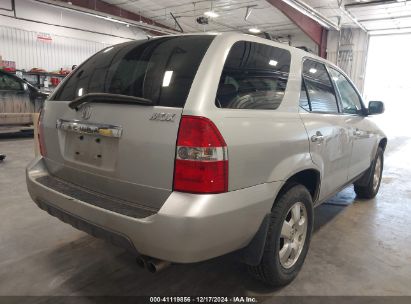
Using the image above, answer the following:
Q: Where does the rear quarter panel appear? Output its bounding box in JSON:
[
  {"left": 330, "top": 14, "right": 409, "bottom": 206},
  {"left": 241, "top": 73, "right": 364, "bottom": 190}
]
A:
[{"left": 215, "top": 110, "right": 312, "bottom": 189}]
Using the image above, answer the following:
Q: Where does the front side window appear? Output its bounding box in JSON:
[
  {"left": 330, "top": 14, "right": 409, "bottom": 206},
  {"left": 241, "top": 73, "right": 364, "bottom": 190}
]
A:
[
  {"left": 216, "top": 41, "right": 291, "bottom": 110},
  {"left": 302, "top": 59, "right": 338, "bottom": 113},
  {"left": 329, "top": 68, "right": 363, "bottom": 115},
  {"left": 52, "top": 36, "right": 214, "bottom": 108},
  {"left": 0, "top": 73, "right": 22, "bottom": 91}
]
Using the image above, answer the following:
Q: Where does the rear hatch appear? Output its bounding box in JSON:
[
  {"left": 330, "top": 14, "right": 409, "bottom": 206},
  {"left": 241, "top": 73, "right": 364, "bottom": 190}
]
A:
[{"left": 41, "top": 35, "right": 214, "bottom": 210}]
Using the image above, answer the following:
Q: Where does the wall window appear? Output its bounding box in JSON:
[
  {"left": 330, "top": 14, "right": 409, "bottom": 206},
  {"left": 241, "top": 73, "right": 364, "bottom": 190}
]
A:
[
  {"left": 216, "top": 41, "right": 291, "bottom": 109},
  {"left": 302, "top": 60, "right": 338, "bottom": 113},
  {"left": 329, "top": 68, "right": 363, "bottom": 115}
]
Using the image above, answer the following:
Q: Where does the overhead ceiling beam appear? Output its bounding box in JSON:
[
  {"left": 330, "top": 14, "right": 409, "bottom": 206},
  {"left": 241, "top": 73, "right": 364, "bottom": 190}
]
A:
[
  {"left": 359, "top": 14, "right": 411, "bottom": 22},
  {"left": 345, "top": 0, "right": 405, "bottom": 8},
  {"left": 369, "top": 26, "right": 411, "bottom": 35},
  {"left": 265, "top": 0, "right": 329, "bottom": 57},
  {"left": 59, "top": 0, "right": 175, "bottom": 35},
  {"left": 338, "top": 4, "right": 367, "bottom": 32}
]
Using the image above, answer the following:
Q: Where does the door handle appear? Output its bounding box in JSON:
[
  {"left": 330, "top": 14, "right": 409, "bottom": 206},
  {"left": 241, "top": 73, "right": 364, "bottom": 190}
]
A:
[{"left": 311, "top": 131, "right": 324, "bottom": 143}]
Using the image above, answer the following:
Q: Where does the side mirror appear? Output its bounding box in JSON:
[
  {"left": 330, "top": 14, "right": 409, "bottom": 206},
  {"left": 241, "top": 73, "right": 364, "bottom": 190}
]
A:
[{"left": 368, "top": 101, "right": 385, "bottom": 115}]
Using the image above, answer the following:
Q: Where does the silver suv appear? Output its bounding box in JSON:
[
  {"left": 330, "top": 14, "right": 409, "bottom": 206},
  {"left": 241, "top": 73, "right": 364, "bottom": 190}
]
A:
[{"left": 26, "top": 33, "right": 386, "bottom": 286}]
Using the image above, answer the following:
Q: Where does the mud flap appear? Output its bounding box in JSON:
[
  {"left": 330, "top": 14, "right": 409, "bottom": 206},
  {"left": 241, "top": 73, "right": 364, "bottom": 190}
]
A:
[{"left": 233, "top": 213, "right": 271, "bottom": 266}]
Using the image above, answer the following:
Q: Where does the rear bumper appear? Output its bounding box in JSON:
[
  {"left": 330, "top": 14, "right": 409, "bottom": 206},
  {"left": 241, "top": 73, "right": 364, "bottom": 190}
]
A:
[{"left": 26, "top": 157, "right": 282, "bottom": 263}]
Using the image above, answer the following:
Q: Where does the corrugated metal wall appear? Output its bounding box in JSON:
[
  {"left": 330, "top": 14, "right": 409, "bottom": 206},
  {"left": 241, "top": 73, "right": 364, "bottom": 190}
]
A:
[
  {"left": 327, "top": 28, "right": 369, "bottom": 93},
  {"left": 0, "top": 26, "right": 112, "bottom": 72}
]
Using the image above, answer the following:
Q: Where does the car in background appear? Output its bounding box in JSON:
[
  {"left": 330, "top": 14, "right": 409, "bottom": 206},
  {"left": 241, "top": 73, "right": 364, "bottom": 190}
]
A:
[{"left": 0, "top": 70, "right": 48, "bottom": 132}]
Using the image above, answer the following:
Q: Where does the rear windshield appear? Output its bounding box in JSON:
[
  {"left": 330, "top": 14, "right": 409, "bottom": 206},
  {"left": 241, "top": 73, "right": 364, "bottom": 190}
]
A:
[{"left": 52, "top": 35, "right": 215, "bottom": 107}]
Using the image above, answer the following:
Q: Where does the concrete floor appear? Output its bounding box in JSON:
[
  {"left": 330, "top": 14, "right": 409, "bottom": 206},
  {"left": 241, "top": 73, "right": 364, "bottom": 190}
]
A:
[{"left": 1, "top": 132, "right": 411, "bottom": 299}]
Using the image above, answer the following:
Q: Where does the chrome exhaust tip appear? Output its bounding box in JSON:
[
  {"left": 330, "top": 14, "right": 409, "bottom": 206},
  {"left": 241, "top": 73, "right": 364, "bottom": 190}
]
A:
[{"left": 146, "top": 258, "right": 171, "bottom": 273}]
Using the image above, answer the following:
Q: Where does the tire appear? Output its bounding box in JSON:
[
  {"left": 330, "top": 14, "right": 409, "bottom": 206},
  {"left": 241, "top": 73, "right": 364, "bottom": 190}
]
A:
[
  {"left": 248, "top": 184, "right": 314, "bottom": 286},
  {"left": 354, "top": 147, "right": 383, "bottom": 199}
]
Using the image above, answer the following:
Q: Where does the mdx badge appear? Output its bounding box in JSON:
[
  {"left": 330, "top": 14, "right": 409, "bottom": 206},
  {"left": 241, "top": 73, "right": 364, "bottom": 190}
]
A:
[{"left": 150, "top": 112, "right": 176, "bottom": 122}]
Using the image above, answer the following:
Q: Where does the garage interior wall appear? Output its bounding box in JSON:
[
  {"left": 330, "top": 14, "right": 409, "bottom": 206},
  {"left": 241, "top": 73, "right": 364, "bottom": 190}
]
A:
[
  {"left": 290, "top": 32, "right": 318, "bottom": 54},
  {"left": 0, "top": 26, "right": 112, "bottom": 71},
  {"left": 327, "top": 28, "right": 369, "bottom": 93},
  {"left": 0, "top": 0, "right": 148, "bottom": 71}
]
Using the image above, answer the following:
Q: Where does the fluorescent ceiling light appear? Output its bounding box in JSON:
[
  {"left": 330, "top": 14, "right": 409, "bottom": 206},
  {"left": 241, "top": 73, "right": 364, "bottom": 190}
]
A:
[
  {"left": 269, "top": 60, "right": 278, "bottom": 66},
  {"left": 96, "top": 15, "right": 131, "bottom": 26},
  {"left": 249, "top": 27, "right": 261, "bottom": 33},
  {"left": 162, "top": 71, "right": 173, "bottom": 87},
  {"left": 204, "top": 11, "right": 219, "bottom": 18}
]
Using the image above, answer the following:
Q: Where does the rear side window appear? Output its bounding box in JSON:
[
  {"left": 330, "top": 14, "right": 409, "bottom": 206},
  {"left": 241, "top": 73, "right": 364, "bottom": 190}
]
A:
[
  {"left": 302, "top": 59, "right": 338, "bottom": 113},
  {"left": 52, "top": 36, "right": 214, "bottom": 107},
  {"left": 216, "top": 41, "right": 291, "bottom": 110}
]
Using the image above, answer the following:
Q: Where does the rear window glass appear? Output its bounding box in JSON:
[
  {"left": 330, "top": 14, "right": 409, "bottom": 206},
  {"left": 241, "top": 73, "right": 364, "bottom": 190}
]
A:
[
  {"left": 52, "top": 36, "right": 214, "bottom": 107},
  {"left": 302, "top": 59, "right": 339, "bottom": 113},
  {"left": 216, "top": 41, "right": 291, "bottom": 110}
]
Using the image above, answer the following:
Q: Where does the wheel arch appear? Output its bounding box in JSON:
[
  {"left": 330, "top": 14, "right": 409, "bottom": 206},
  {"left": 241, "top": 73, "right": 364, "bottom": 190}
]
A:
[
  {"left": 237, "top": 168, "right": 320, "bottom": 267},
  {"left": 277, "top": 169, "right": 321, "bottom": 205},
  {"left": 379, "top": 137, "right": 387, "bottom": 151}
]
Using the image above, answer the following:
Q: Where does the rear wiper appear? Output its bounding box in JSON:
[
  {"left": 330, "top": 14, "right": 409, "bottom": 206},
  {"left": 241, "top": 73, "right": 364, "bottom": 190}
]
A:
[{"left": 69, "top": 93, "right": 153, "bottom": 110}]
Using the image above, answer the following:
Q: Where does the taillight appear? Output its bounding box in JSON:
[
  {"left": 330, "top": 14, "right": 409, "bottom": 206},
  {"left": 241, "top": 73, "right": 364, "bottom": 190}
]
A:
[
  {"left": 173, "top": 116, "right": 228, "bottom": 194},
  {"left": 38, "top": 109, "right": 46, "bottom": 157}
]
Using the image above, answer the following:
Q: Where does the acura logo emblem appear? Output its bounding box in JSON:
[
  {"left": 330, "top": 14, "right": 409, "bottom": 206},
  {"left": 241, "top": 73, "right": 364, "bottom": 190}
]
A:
[{"left": 81, "top": 105, "right": 92, "bottom": 120}]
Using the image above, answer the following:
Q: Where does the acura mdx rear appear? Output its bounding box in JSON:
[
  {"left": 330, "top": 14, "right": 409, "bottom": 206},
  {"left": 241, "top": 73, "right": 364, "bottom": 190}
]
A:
[{"left": 27, "top": 34, "right": 284, "bottom": 267}]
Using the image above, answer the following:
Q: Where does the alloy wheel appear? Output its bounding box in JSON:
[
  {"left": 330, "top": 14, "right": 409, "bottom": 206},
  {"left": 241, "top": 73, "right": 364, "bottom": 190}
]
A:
[
  {"left": 373, "top": 155, "right": 382, "bottom": 192},
  {"left": 279, "top": 202, "right": 308, "bottom": 269}
]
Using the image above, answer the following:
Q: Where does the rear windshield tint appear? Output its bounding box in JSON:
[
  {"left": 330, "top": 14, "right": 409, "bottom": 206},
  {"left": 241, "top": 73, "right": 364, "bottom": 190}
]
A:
[{"left": 52, "top": 36, "right": 215, "bottom": 107}]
